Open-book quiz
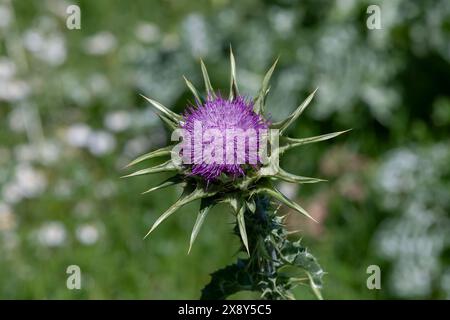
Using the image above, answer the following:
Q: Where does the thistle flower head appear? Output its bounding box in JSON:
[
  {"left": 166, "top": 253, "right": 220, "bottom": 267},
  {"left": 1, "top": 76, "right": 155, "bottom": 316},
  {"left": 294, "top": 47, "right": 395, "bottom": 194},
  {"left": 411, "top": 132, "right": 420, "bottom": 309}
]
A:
[
  {"left": 182, "top": 95, "right": 269, "bottom": 181},
  {"left": 124, "top": 48, "right": 350, "bottom": 254}
]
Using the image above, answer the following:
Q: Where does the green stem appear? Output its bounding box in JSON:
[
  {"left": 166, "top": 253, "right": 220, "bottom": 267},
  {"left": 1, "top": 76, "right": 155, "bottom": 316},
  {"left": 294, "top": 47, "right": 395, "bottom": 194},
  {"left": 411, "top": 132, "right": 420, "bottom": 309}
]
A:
[{"left": 201, "top": 195, "right": 324, "bottom": 300}]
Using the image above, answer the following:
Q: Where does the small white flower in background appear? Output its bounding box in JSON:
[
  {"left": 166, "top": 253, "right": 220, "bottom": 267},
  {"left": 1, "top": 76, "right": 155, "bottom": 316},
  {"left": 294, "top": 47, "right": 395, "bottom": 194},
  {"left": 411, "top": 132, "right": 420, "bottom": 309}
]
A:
[
  {"left": 65, "top": 123, "right": 91, "bottom": 148},
  {"left": 278, "top": 181, "right": 298, "bottom": 199},
  {"left": 0, "top": 203, "right": 16, "bottom": 231},
  {"left": 83, "top": 31, "right": 117, "bottom": 55},
  {"left": 36, "top": 221, "right": 67, "bottom": 247},
  {"left": 23, "top": 30, "right": 67, "bottom": 66},
  {"left": 135, "top": 22, "right": 160, "bottom": 43},
  {"left": 15, "top": 164, "right": 47, "bottom": 198},
  {"left": 46, "top": 0, "right": 72, "bottom": 19},
  {"left": 23, "top": 30, "right": 45, "bottom": 52},
  {"left": 87, "top": 130, "right": 116, "bottom": 156},
  {"left": 182, "top": 14, "right": 211, "bottom": 57},
  {"left": 235, "top": 69, "right": 261, "bottom": 96},
  {"left": 104, "top": 110, "right": 131, "bottom": 132},
  {"left": 377, "top": 149, "right": 419, "bottom": 194},
  {"left": 269, "top": 8, "right": 296, "bottom": 36},
  {"left": 0, "top": 57, "right": 16, "bottom": 80},
  {"left": 134, "top": 107, "right": 161, "bottom": 128},
  {"left": 0, "top": 80, "right": 31, "bottom": 102},
  {"left": 14, "top": 141, "right": 60, "bottom": 164},
  {"left": 2, "top": 183, "right": 22, "bottom": 204},
  {"left": 43, "top": 35, "right": 67, "bottom": 66},
  {"left": 66, "top": 122, "right": 116, "bottom": 155},
  {"left": 3, "top": 164, "right": 47, "bottom": 204},
  {"left": 390, "top": 259, "right": 434, "bottom": 298},
  {"left": 39, "top": 141, "right": 61, "bottom": 164},
  {"left": 76, "top": 224, "right": 99, "bottom": 245},
  {"left": 362, "top": 86, "right": 399, "bottom": 124},
  {"left": 0, "top": 5, "right": 12, "bottom": 29}
]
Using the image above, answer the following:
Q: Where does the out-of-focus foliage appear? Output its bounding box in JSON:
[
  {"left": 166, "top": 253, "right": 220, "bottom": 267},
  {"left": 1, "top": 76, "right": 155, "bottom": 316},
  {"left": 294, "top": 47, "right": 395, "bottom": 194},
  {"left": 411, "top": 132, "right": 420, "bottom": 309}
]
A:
[
  {"left": 374, "top": 145, "right": 450, "bottom": 298},
  {"left": 0, "top": 0, "right": 449, "bottom": 299}
]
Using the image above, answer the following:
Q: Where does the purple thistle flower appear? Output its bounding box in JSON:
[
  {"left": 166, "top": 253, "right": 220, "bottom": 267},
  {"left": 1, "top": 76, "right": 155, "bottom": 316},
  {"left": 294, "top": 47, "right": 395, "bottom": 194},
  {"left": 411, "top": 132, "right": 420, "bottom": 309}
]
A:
[
  {"left": 126, "top": 51, "right": 347, "bottom": 243},
  {"left": 181, "top": 95, "right": 269, "bottom": 182}
]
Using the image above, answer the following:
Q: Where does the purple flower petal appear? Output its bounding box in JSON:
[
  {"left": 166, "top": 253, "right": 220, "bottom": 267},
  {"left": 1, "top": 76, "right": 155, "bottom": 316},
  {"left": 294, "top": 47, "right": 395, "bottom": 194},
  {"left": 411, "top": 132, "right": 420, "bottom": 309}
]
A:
[{"left": 181, "top": 95, "right": 269, "bottom": 182}]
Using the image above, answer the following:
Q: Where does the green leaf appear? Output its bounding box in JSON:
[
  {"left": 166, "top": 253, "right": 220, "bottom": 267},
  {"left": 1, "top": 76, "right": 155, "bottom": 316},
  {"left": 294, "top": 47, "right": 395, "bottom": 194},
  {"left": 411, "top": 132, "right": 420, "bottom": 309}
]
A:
[
  {"left": 200, "top": 60, "right": 216, "bottom": 99},
  {"left": 141, "top": 175, "right": 184, "bottom": 194},
  {"left": 121, "top": 160, "right": 179, "bottom": 178},
  {"left": 200, "top": 261, "right": 253, "bottom": 300},
  {"left": 219, "top": 193, "right": 240, "bottom": 212},
  {"left": 246, "top": 198, "right": 256, "bottom": 213},
  {"left": 279, "top": 129, "right": 352, "bottom": 154},
  {"left": 125, "top": 145, "right": 172, "bottom": 168},
  {"left": 251, "top": 181, "right": 317, "bottom": 222},
  {"left": 188, "top": 197, "right": 215, "bottom": 254},
  {"left": 229, "top": 46, "right": 239, "bottom": 101},
  {"left": 253, "top": 57, "right": 278, "bottom": 114},
  {"left": 183, "top": 75, "right": 202, "bottom": 103},
  {"left": 157, "top": 113, "right": 179, "bottom": 131},
  {"left": 307, "top": 272, "right": 323, "bottom": 300},
  {"left": 259, "top": 158, "right": 325, "bottom": 184},
  {"left": 293, "top": 250, "right": 324, "bottom": 299},
  {"left": 278, "top": 238, "right": 324, "bottom": 300},
  {"left": 236, "top": 174, "right": 259, "bottom": 191},
  {"left": 140, "top": 94, "right": 182, "bottom": 122},
  {"left": 270, "top": 168, "right": 326, "bottom": 184},
  {"left": 236, "top": 202, "right": 250, "bottom": 255},
  {"left": 271, "top": 88, "right": 317, "bottom": 134},
  {"left": 144, "top": 186, "right": 215, "bottom": 238}
]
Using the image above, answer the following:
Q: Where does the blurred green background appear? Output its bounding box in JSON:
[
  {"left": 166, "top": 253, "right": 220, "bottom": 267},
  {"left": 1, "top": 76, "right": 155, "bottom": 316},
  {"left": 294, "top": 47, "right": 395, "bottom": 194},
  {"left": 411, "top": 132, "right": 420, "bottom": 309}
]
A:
[{"left": 0, "top": 0, "right": 449, "bottom": 299}]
